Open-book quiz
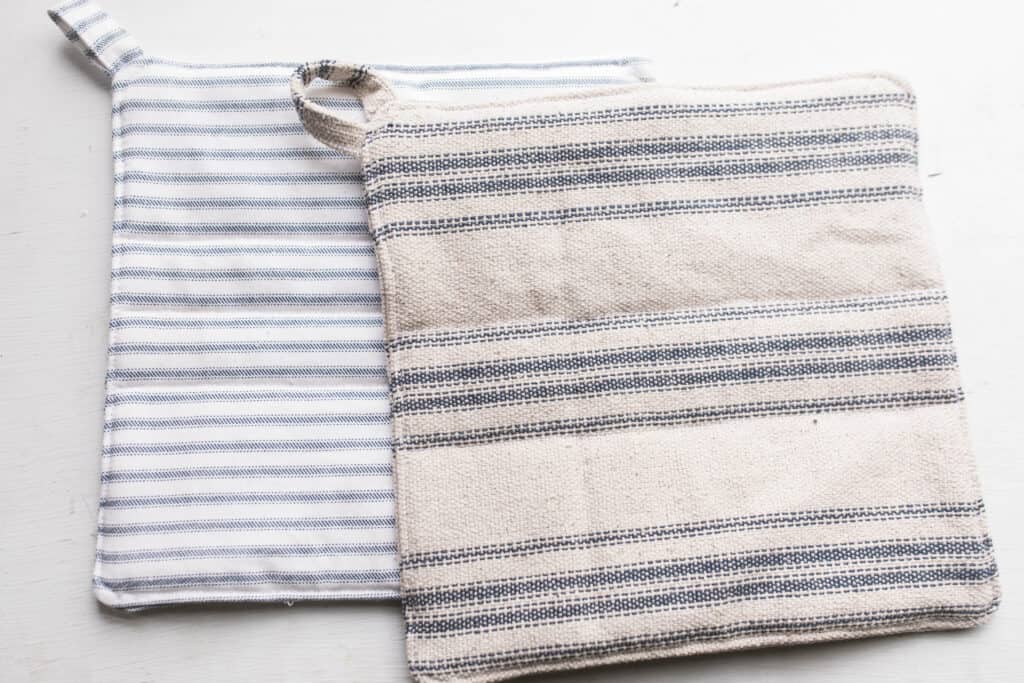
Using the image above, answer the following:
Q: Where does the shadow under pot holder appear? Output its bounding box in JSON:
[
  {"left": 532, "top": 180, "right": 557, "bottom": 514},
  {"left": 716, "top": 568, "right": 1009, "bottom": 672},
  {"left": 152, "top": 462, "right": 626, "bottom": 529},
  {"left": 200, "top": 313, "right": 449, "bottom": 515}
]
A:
[
  {"left": 47, "top": 0, "right": 656, "bottom": 610},
  {"left": 292, "top": 63, "right": 1000, "bottom": 682}
]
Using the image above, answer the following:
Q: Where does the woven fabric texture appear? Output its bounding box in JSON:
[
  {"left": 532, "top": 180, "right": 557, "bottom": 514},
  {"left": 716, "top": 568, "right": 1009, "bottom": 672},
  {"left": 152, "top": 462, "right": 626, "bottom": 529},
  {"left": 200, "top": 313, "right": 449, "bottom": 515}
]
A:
[
  {"left": 294, "top": 64, "right": 1000, "bottom": 681},
  {"left": 48, "top": 0, "right": 654, "bottom": 609}
]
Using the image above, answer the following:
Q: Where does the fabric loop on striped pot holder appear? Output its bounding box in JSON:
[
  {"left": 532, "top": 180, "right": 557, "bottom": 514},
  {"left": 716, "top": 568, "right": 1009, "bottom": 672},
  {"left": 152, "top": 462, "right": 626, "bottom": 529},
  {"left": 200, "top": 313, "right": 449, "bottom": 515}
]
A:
[
  {"left": 293, "top": 61, "right": 1000, "bottom": 682},
  {"left": 48, "top": 0, "right": 656, "bottom": 610},
  {"left": 48, "top": 0, "right": 144, "bottom": 76},
  {"left": 292, "top": 62, "right": 396, "bottom": 157}
]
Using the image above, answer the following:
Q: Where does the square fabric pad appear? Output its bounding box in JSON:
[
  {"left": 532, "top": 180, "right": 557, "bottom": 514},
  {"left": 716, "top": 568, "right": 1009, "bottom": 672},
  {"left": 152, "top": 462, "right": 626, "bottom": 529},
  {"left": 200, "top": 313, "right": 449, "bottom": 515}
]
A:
[{"left": 293, "top": 69, "right": 1000, "bottom": 681}]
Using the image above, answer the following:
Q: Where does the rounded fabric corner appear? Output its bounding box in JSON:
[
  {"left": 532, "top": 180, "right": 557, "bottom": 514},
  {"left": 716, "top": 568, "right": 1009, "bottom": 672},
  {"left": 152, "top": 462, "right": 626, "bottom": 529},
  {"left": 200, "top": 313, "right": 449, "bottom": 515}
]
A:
[{"left": 865, "top": 71, "right": 918, "bottom": 98}]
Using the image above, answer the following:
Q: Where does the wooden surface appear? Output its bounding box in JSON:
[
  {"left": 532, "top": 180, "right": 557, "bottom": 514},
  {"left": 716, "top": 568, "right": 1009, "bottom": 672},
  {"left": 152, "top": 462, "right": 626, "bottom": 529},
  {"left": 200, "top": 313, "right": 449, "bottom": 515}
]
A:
[{"left": 1, "top": 0, "right": 1020, "bottom": 680}]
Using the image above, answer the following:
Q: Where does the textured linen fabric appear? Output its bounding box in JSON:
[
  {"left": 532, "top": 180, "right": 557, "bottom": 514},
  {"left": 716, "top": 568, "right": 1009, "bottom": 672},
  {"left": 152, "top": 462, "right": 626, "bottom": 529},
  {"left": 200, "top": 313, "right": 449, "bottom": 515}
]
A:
[
  {"left": 48, "top": 0, "right": 654, "bottom": 609},
  {"left": 293, "top": 64, "right": 1000, "bottom": 681}
]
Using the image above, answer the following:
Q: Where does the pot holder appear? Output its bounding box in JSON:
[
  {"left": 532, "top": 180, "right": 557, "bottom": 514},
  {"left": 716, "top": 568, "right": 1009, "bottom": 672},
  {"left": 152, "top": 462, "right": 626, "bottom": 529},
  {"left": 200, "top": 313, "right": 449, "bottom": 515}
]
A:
[
  {"left": 48, "top": 0, "right": 655, "bottom": 609},
  {"left": 293, "top": 63, "right": 1000, "bottom": 681}
]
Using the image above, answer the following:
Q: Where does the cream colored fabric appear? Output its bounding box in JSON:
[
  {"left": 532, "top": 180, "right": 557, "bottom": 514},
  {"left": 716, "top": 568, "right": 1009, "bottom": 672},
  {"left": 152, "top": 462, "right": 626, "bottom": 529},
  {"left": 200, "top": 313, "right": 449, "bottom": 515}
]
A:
[{"left": 293, "top": 65, "right": 999, "bottom": 682}]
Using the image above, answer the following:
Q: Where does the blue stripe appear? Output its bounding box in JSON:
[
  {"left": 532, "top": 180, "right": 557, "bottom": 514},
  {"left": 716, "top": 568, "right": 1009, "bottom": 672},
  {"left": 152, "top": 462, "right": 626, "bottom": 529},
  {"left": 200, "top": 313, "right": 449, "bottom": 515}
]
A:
[
  {"left": 113, "top": 75, "right": 290, "bottom": 89},
  {"left": 112, "top": 221, "right": 370, "bottom": 235},
  {"left": 105, "top": 366, "right": 387, "bottom": 382},
  {"left": 114, "top": 196, "right": 365, "bottom": 209},
  {"left": 113, "top": 123, "right": 308, "bottom": 137},
  {"left": 91, "top": 28, "right": 127, "bottom": 54},
  {"left": 392, "top": 352, "right": 957, "bottom": 416},
  {"left": 107, "top": 47, "right": 144, "bottom": 73},
  {"left": 99, "top": 490, "right": 395, "bottom": 509},
  {"left": 109, "top": 340, "right": 385, "bottom": 354},
  {"left": 105, "top": 413, "right": 391, "bottom": 431},
  {"left": 100, "top": 463, "right": 392, "bottom": 482},
  {"left": 389, "top": 291, "right": 948, "bottom": 351},
  {"left": 369, "top": 151, "right": 916, "bottom": 206},
  {"left": 71, "top": 11, "right": 109, "bottom": 33},
  {"left": 136, "top": 58, "right": 304, "bottom": 69},
  {"left": 97, "top": 543, "right": 397, "bottom": 563},
  {"left": 364, "top": 126, "right": 917, "bottom": 178},
  {"left": 406, "top": 565, "right": 996, "bottom": 636},
  {"left": 111, "top": 243, "right": 375, "bottom": 257},
  {"left": 374, "top": 186, "right": 922, "bottom": 241},
  {"left": 394, "top": 389, "right": 962, "bottom": 450},
  {"left": 94, "top": 569, "right": 400, "bottom": 590},
  {"left": 113, "top": 97, "right": 361, "bottom": 114},
  {"left": 371, "top": 93, "right": 915, "bottom": 139},
  {"left": 111, "top": 267, "right": 378, "bottom": 280},
  {"left": 103, "top": 438, "right": 392, "bottom": 457},
  {"left": 108, "top": 315, "right": 382, "bottom": 329},
  {"left": 405, "top": 537, "right": 992, "bottom": 608},
  {"left": 109, "top": 293, "right": 381, "bottom": 306},
  {"left": 113, "top": 148, "right": 351, "bottom": 161},
  {"left": 392, "top": 325, "right": 952, "bottom": 388},
  {"left": 400, "top": 500, "right": 986, "bottom": 568},
  {"left": 105, "top": 389, "right": 389, "bottom": 405},
  {"left": 115, "top": 171, "right": 360, "bottom": 184},
  {"left": 98, "top": 516, "right": 395, "bottom": 535}
]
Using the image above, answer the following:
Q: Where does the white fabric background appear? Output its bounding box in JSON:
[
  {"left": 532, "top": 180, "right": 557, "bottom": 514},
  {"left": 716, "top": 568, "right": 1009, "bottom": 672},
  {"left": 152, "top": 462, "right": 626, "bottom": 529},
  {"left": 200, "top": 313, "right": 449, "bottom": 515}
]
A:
[{"left": 1, "top": 0, "right": 1021, "bottom": 680}]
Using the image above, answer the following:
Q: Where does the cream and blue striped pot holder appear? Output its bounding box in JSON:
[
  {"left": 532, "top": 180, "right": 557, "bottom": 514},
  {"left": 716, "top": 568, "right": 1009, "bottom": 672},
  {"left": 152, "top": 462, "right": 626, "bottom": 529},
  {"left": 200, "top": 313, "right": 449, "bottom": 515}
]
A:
[
  {"left": 293, "top": 63, "right": 1000, "bottom": 681},
  {"left": 47, "top": 0, "right": 654, "bottom": 609}
]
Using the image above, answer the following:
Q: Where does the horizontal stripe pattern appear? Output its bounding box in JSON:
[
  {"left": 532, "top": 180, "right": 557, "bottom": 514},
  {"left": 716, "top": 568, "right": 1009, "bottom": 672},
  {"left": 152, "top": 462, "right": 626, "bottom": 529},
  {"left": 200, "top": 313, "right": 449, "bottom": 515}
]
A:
[
  {"left": 404, "top": 536, "right": 995, "bottom": 609},
  {"left": 363, "top": 125, "right": 917, "bottom": 178},
  {"left": 373, "top": 185, "right": 923, "bottom": 241},
  {"left": 49, "top": 1, "right": 655, "bottom": 609},
  {"left": 407, "top": 603, "right": 999, "bottom": 676},
  {"left": 334, "top": 70, "right": 1002, "bottom": 678},
  {"left": 367, "top": 93, "right": 916, "bottom": 139}
]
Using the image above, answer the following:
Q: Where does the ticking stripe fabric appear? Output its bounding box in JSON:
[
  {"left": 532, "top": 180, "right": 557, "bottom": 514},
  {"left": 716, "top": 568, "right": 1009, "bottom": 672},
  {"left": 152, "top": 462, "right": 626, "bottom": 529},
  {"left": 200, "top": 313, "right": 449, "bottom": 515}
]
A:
[
  {"left": 293, "top": 66, "right": 1000, "bottom": 680},
  {"left": 48, "top": 1, "right": 654, "bottom": 609}
]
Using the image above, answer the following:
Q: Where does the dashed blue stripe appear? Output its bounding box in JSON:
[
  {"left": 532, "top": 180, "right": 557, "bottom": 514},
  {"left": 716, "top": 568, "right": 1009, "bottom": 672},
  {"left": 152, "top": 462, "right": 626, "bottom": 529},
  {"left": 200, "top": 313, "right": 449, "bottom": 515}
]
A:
[
  {"left": 407, "top": 565, "right": 996, "bottom": 636},
  {"left": 405, "top": 537, "right": 992, "bottom": 608},
  {"left": 364, "top": 126, "right": 917, "bottom": 179},
  {"left": 389, "top": 291, "right": 948, "bottom": 351},
  {"left": 399, "top": 500, "right": 986, "bottom": 568},
  {"left": 374, "top": 186, "right": 921, "bottom": 241},
  {"left": 395, "top": 389, "right": 963, "bottom": 450}
]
